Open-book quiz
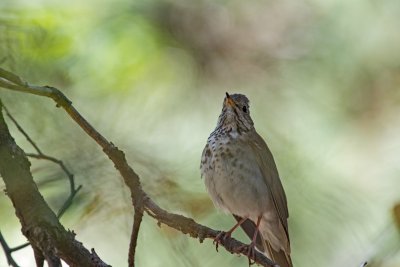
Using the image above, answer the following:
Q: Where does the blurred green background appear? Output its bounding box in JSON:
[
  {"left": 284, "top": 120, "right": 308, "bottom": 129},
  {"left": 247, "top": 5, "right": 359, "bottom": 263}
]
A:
[{"left": 1, "top": 0, "right": 399, "bottom": 266}]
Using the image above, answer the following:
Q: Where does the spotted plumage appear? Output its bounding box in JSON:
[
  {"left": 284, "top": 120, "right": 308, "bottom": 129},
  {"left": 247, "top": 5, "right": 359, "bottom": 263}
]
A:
[{"left": 200, "top": 93, "right": 292, "bottom": 267}]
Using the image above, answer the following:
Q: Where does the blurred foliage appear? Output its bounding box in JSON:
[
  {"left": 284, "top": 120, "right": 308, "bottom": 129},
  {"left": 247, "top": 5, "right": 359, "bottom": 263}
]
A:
[{"left": 1, "top": 0, "right": 400, "bottom": 266}]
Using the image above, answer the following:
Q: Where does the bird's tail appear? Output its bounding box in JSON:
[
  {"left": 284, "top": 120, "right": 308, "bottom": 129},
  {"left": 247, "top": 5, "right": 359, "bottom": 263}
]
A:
[
  {"left": 263, "top": 241, "right": 292, "bottom": 267},
  {"left": 233, "top": 215, "right": 292, "bottom": 267}
]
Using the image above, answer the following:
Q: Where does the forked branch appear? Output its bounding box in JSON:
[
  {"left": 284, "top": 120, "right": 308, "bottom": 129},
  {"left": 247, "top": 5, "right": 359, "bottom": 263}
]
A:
[
  {"left": 0, "top": 67, "right": 276, "bottom": 267},
  {"left": 0, "top": 100, "right": 110, "bottom": 267}
]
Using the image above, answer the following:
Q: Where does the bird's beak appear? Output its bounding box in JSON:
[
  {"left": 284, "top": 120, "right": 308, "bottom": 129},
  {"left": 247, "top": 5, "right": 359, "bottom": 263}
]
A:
[{"left": 225, "top": 92, "right": 235, "bottom": 107}]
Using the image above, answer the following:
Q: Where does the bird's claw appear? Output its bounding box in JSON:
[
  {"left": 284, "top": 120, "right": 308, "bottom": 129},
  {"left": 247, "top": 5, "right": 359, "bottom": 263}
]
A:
[
  {"left": 213, "top": 231, "right": 230, "bottom": 252},
  {"left": 246, "top": 243, "right": 256, "bottom": 266},
  {"left": 213, "top": 230, "right": 257, "bottom": 266},
  {"left": 233, "top": 244, "right": 255, "bottom": 265},
  {"left": 232, "top": 242, "right": 256, "bottom": 265}
]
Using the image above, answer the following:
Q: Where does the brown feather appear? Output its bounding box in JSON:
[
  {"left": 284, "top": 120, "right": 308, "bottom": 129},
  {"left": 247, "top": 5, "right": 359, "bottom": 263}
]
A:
[{"left": 249, "top": 131, "right": 290, "bottom": 249}]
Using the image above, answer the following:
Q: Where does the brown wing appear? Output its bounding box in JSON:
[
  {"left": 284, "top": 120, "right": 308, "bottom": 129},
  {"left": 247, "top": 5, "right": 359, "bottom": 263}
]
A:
[{"left": 249, "top": 131, "right": 290, "bottom": 240}]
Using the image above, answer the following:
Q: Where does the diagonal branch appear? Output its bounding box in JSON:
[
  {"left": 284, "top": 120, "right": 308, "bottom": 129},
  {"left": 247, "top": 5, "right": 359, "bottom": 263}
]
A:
[
  {"left": 0, "top": 101, "right": 110, "bottom": 267},
  {"left": 3, "top": 105, "right": 82, "bottom": 218},
  {"left": 0, "top": 67, "right": 276, "bottom": 267},
  {"left": 1, "top": 105, "right": 83, "bottom": 262}
]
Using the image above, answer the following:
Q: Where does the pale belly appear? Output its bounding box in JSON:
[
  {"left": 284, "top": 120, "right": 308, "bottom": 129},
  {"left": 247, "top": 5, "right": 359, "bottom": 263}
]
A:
[
  {"left": 201, "top": 131, "right": 288, "bottom": 253},
  {"left": 203, "top": 138, "right": 273, "bottom": 219}
]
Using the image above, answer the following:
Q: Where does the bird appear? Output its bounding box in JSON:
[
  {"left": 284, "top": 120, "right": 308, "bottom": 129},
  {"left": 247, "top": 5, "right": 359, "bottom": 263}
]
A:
[{"left": 200, "top": 92, "right": 292, "bottom": 267}]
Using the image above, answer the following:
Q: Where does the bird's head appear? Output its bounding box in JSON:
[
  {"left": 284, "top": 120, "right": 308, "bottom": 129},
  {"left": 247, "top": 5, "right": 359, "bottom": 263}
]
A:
[{"left": 217, "top": 92, "right": 254, "bottom": 133}]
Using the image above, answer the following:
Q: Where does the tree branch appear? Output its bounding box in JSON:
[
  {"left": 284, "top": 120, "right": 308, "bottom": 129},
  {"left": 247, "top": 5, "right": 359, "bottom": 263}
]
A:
[
  {"left": 0, "top": 100, "right": 110, "bottom": 267},
  {"left": 0, "top": 67, "right": 276, "bottom": 267},
  {"left": 3, "top": 105, "right": 82, "bottom": 218},
  {"left": 0, "top": 105, "right": 83, "bottom": 264},
  {"left": 128, "top": 206, "right": 143, "bottom": 267}
]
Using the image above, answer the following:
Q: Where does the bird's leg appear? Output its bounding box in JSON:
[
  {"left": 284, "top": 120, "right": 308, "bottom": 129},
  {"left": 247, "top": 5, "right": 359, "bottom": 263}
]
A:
[
  {"left": 247, "top": 215, "right": 262, "bottom": 265},
  {"left": 213, "top": 216, "right": 248, "bottom": 251}
]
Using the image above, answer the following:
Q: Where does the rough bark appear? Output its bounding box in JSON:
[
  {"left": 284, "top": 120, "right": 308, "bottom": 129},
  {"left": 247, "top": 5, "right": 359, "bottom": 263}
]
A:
[{"left": 0, "top": 101, "right": 110, "bottom": 267}]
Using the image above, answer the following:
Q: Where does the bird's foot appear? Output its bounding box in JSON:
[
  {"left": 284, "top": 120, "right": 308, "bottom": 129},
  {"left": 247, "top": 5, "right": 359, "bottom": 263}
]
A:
[
  {"left": 245, "top": 242, "right": 256, "bottom": 266},
  {"left": 232, "top": 242, "right": 256, "bottom": 265},
  {"left": 232, "top": 244, "right": 246, "bottom": 254},
  {"left": 213, "top": 231, "right": 231, "bottom": 252}
]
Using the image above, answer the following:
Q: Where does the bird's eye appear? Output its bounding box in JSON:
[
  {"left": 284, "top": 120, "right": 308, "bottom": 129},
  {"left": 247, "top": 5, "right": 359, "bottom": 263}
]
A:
[{"left": 242, "top": 106, "right": 247, "bottom": 113}]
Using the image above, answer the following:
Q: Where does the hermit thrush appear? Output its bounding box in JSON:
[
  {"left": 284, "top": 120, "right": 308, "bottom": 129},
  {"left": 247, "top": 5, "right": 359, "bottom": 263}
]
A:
[{"left": 200, "top": 93, "right": 292, "bottom": 267}]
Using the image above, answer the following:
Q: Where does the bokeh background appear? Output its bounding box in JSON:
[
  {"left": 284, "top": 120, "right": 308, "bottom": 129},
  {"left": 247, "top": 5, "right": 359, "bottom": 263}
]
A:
[{"left": 1, "top": 0, "right": 400, "bottom": 266}]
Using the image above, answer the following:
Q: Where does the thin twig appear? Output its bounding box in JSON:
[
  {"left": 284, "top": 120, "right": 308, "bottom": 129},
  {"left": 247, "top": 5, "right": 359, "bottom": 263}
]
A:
[
  {"left": 0, "top": 68, "right": 26, "bottom": 86},
  {"left": 4, "top": 107, "right": 81, "bottom": 218},
  {"left": 0, "top": 232, "right": 20, "bottom": 267},
  {"left": 4, "top": 105, "right": 75, "bottom": 193},
  {"left": 57, "top": 185, "right": 83, "bottom": 218},
  {"left": 128, "top": 207, "right": 144, "bottom": 267},
  {"left": 9, "top": 242, "right": 30, "bottom": 252},
  {"left": 25, "top": 153, "right": 75, "bottom": 196},
  {"left": 3, "top": 105, "right": 43, "bottom": 154},
  {"left": 0, "top": 67, "right": 277, "bottom": 267}
]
